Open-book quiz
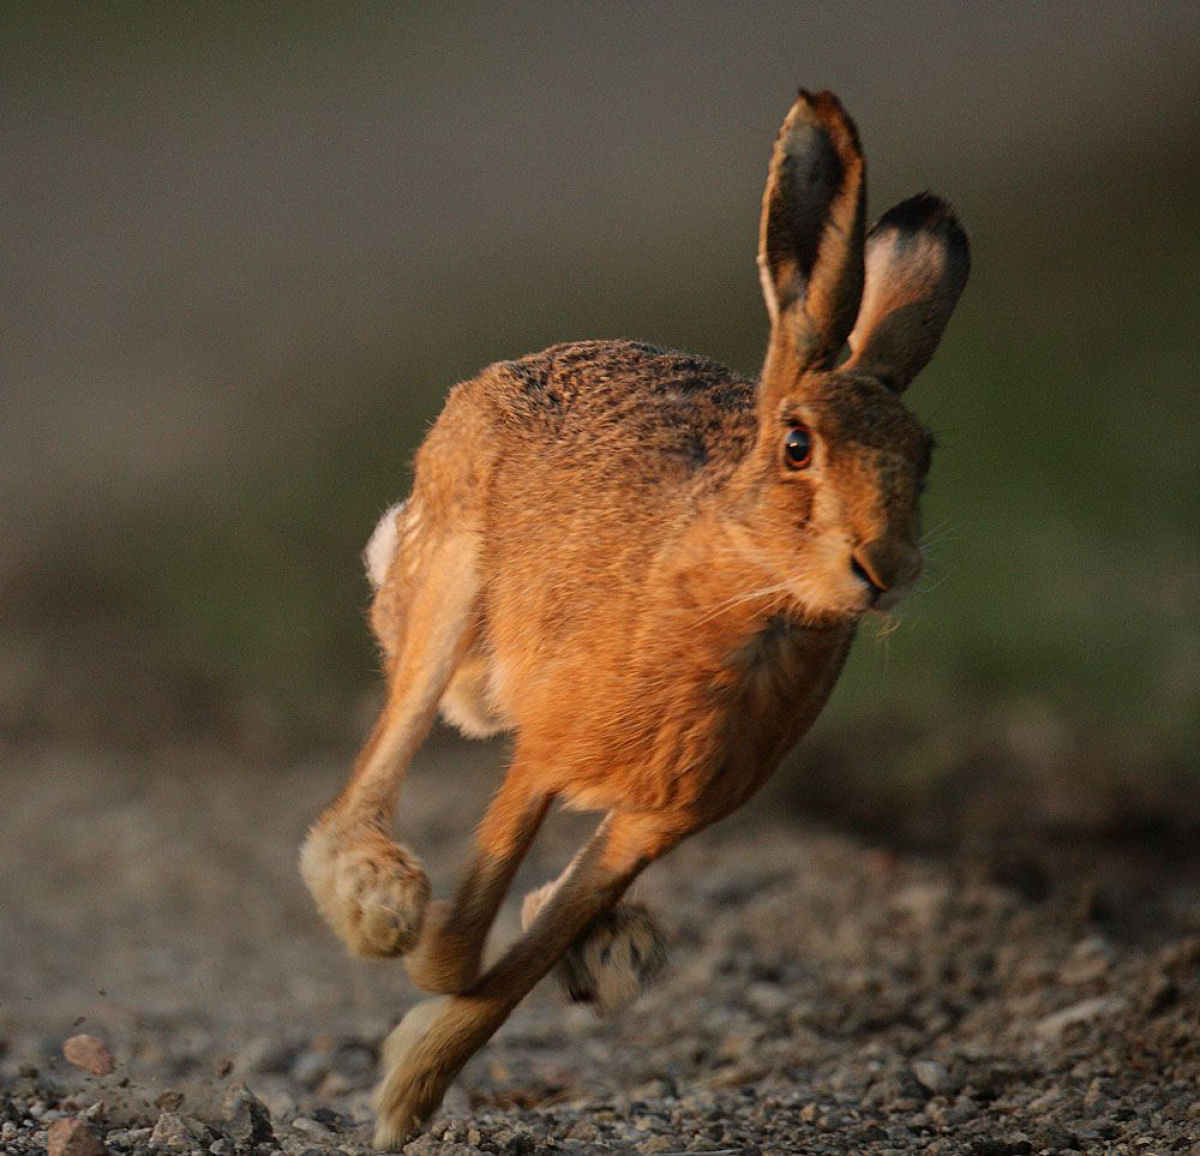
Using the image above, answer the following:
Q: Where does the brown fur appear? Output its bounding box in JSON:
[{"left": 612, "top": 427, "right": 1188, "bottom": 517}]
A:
[{"left": 299, "top": 89, "right": 969, "bottom": 1147}]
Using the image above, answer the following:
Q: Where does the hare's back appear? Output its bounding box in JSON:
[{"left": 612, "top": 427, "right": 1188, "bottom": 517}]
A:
[{"left": 488, "top": 340, "right": 757, "bottom": 489}]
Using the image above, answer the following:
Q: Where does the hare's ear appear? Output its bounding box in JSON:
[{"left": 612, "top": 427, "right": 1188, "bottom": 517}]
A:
[
  {"left": 758, "top": 90, "right": 866, "bottom": 377},
  {"left": 844, "top": 193, "right": 970, "bottom": 392}
]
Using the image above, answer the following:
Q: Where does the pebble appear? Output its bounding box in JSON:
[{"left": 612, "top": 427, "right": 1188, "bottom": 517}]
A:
[
  {"left": 1034, "top": 995, "right": 1126, "bottom": 1039},
  {"left": 912, "top": 1059, "right": 953, "bottom": 1095},
  {"left": 745, "top": 981, "right": 792, "bottom": 1016},
  {"left": 149, "top": 1111, "right": 210, "bottom": 1151},
  {"left": 62, "top": 1036, "right": 115, "bottom": 1077},
  {"left": 292, "top": 1116, "right": 335, "bottom": 1140},
  {"left": 106, "top": 1127, "right": 152, "bottom": 1147},
  {"left": 1058, "top": 935, "right": 1115, "bottom": 984},
  {"left": 222, "top": 1083, "right": 274, "bottom": 1148},
  {"left": 153, "top": 1090, "right": 184, "bottom": 1113},
  {"left": 403, "top": 1136, "right": 475, "bottom": 1155},
  {"left": 47, "top": 1117, "right": 106, "bottom": 1156}
]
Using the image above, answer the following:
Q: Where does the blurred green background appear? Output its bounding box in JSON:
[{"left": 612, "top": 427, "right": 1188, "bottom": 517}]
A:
[{"left": 3, "top": 3, "right": 1197, "bottom": 834}]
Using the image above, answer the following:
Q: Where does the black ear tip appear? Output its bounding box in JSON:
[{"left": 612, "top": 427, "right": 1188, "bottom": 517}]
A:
[
  {"left": 797, "top": 87, "right": 838, "bottom": 109},
  {"left": 874, "top": 192, "right": 970, "bottom": 265},
  {"left": 875, "top": 192, "right": 954, "bottom": 231},
  {"left": 789, "top": 88, "right": 862, "bottom": 158}
]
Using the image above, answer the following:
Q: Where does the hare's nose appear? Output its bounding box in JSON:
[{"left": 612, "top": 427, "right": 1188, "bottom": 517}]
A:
[
  {"left": 850, "top": 553, "right": 887, "bottom": 602},
  {"left": 851, "top": 540, "right": 922, "bottom": 603}
]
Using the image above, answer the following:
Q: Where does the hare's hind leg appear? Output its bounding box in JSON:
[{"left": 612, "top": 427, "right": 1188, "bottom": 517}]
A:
[
  {"left": 301, "top": 524, "right": 481, "bottom": 959},
  {"left": 374, "top": 809, "right": 679, "bottom": 1148},
  {"left": 521, "top": 875, "right": 667, "bottom": 1015}
]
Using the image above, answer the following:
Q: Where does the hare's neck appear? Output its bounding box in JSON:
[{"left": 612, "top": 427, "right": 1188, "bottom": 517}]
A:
[{"left": 651, "top": 512, "right": 855, "bottom": 820}]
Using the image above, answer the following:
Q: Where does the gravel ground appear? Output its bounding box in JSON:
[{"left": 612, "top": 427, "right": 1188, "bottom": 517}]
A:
[{"left": 3, "top": 734, "right": 1199, "bottom": 1154}]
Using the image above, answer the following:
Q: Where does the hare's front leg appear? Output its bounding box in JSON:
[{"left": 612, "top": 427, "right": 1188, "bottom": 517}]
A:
[
  {"left": 405, "top": 766, "right": 551, "bottom": 993},
  {"left": 373, "top": 810, "right": 677, "bottom": 1148},
  {"left": 301, "top": 530, "right": 480, "bottom": 958}
]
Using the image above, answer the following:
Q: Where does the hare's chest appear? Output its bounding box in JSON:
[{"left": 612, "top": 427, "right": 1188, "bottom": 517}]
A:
[{"left": 699, "top": 619, "right": 854, "bottom": 815}]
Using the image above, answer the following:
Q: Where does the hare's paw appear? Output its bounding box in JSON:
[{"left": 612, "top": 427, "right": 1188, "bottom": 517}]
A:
[
  {"left": 372, "top": 998, "right": 455, "bottom": 1150},
  {"left": 300, "top": 820, "right": 429, "bottom": 958},
  {"left": 560, "top": 903, "right": 668, "bottom": 1015}
]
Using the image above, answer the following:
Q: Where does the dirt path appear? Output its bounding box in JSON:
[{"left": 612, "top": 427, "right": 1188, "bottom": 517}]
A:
[{"left": 3, "top": 736, "right": 1199, "bottom": 1153}]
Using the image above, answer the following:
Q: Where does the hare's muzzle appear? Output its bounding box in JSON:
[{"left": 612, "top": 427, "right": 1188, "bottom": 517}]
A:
[{"left": 850, "top": 539, "right": 922, "bottom": 610}]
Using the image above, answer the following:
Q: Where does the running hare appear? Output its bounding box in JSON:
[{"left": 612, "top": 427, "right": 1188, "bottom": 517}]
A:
[{"left": 301, "top": 89, "right": 969, "bottom": 1147}]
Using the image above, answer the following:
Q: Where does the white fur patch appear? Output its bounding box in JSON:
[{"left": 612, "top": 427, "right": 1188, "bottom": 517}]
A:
[{"left": 364, "top": 502, "right": 405, "bottom": 589}]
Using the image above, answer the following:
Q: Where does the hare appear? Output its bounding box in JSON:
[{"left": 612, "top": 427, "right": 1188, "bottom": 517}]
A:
[{"left": 300, "top": 89, "right": 969, "bottom": 1148}]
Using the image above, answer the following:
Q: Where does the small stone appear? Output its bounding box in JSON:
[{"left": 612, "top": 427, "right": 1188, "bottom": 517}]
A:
[
  {"left": 565, "top": 1119, "right": 601, "bottom": 1141},
  {"left": 153, "top": 1090, "right": 184, "bottom": 1112},
  {"left": 1058, "top": 936, "right": 1114, "bottom": 984},
  {"left": 222, "top": 1083, "right": 274, "bottom": 1148},
  {"left": 1032, "top": 1124, "right": 1078, "bottom": 1150},
  {"left": 63, "top": 1036, "right": 115, "bottom": 1077},
  {"left": 912, "top": 1060, "right": 952, "bottom": 1095},
  {"left": 208, "top": 1140, "right": 234, "bottom": 1156},
  {"left": 746, "top": 981, "right": 792, "bottom": 1016},
  {"left": 149, "top": 1112, "right": 209, "bottom": 1151},
  {"left": 47, "top": 1117, "right": 107, "bottom": 1156},
  {"left": 401, "top": 1136, "right": 446, "bottom": 1155},
  {"left": 292, "top": 1117, "right": 334, "bottom": 1140},
  {"left": 1035, "top": 995, "right": 1125, "bottom": 1039},
  {"left": 106, "top": 1127, "right": 152, "bottom": 1148},
  {"left": 254, "top": 1086, "right": 296, "bottom": 1123}
]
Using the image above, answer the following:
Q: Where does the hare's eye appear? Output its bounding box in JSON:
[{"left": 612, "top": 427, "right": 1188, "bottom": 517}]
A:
[{"left": 783, "top": 425, "right": 813, "bottom": 470}]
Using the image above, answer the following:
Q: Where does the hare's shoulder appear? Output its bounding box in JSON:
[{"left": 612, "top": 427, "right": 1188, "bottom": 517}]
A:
[{"left": 489, "top": 340, "right": 757, "bottom": 482}]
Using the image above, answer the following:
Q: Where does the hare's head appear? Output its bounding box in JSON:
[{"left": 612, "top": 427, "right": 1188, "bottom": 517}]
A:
[{"left": 734, "top": 91, "right": 969, "bottom": 623}]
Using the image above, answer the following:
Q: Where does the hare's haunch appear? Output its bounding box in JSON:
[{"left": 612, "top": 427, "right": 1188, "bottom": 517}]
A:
[{"left": 300, "top": 89, "right": 969, "bottom": 1148}]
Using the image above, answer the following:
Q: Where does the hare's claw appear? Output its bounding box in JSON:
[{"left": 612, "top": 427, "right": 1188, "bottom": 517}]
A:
[{"left": 300, "top": 820, "right": 430, "bottom": 958}]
